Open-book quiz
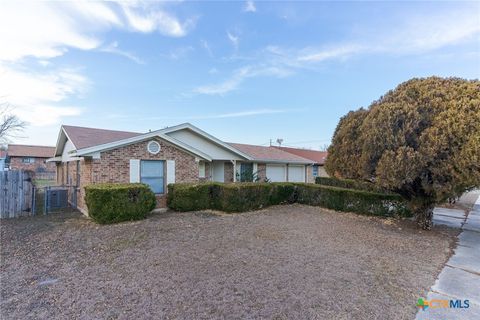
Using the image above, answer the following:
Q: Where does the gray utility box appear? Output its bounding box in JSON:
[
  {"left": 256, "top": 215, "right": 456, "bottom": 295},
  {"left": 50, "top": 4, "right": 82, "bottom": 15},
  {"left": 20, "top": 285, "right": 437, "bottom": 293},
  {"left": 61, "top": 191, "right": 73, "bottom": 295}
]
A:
[{"left": 46, "top": 188, "right": 68, "bottom": 210}]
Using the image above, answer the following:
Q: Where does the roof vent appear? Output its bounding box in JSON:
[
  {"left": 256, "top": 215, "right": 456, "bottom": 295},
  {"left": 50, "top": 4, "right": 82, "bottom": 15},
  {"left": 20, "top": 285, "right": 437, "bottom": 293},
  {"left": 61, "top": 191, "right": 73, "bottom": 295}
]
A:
[{"left": 147, "top": 141, "right": 161, "bottom": 155}]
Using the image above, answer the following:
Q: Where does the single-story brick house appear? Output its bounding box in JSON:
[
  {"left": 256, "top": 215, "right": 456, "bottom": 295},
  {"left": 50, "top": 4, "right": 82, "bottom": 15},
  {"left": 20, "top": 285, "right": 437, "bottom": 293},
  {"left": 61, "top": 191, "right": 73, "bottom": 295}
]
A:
[
  {"left": 48, "top": 123, "right": 318, "bottom": 214},
  {"left": 273, "top": 146, "right": 329, "bottom": 179},
  {"left": 6, "top": 144, "right": 56, "bottom": 175}
]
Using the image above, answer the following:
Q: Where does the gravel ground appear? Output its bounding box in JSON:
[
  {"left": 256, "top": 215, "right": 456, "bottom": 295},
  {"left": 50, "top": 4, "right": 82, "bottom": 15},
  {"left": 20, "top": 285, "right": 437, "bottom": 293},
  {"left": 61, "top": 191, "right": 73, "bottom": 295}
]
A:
[{"left": 1, "top": 205, "right": 457, "bottom": 320}]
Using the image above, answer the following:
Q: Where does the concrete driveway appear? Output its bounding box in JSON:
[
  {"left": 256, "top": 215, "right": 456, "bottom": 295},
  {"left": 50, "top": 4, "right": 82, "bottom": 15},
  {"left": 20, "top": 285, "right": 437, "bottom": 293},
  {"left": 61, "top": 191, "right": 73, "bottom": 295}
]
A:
[{"left": 416, "top": 191, "right": 480, "bottom": 320}]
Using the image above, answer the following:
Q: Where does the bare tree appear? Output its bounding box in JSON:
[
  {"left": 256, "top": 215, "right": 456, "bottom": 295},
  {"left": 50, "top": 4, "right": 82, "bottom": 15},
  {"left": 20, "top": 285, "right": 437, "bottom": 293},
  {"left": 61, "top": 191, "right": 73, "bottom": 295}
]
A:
[{"left": 0, "top": 104, "right": 27, "bottom": 143}]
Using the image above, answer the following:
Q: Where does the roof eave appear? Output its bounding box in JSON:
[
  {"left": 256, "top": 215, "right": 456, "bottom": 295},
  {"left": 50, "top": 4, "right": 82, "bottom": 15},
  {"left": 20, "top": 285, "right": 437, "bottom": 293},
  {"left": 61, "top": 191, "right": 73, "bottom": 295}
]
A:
[{"left": 74, "top": 132, "right": 212, "bottom": 162}]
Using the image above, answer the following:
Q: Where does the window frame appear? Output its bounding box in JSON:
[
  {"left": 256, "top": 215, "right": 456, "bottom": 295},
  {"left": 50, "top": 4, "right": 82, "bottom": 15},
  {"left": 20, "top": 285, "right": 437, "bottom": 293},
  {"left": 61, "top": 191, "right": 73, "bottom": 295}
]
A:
[
  {"left": 312, "top": 165, "right": 319, "bottom": 177},
  {"left": 140, "top": 160, "right": 165, "bottom": 195},
  {"left": 199, "top": 162, "right": 206, "bottom": 178},
  {"left": 22, "top": 157, "right": 35, "bottom": 164},
  {"left": 240, "top": 163, "right": 254, "bottom": 182}
]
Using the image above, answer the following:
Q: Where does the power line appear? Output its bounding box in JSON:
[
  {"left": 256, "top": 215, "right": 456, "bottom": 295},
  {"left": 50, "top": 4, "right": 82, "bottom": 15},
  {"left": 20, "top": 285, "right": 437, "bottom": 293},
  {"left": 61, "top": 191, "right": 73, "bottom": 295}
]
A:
[{"left": 282, "top": 139, "right": 331, "bottom": 145}]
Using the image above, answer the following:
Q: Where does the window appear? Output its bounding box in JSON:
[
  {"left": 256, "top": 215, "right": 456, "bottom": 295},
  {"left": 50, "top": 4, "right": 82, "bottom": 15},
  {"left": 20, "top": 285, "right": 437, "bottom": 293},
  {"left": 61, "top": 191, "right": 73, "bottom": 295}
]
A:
[
  {"left": 22, "top": 157, "right": 35, "bottom": 164},
  {"left": 147, "top": 141, "right": 161, "bottom": 154},
  {"left": 313, "top": 165, "right": 319, "bottom": 177},
  {"left": 199, "top": 162, "right": 206, "bottom": 178},
  {"left": 141, "top": 160, "right": 164, "bottom": 194},
  {"left": 239, "top": 163, "right": 254, "bottom": 182}
]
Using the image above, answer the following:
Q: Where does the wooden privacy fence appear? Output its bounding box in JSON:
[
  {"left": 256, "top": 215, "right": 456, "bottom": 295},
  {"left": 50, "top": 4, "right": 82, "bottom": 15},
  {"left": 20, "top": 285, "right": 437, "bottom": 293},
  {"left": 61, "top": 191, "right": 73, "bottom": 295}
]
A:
[{"left": 0, "top": 170, "right": 34, "bottom": 218}]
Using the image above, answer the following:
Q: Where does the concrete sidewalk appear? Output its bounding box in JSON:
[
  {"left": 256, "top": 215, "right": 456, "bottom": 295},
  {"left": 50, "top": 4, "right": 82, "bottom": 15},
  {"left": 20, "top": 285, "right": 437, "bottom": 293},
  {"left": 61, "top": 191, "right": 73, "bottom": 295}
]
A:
[{"left": 416, "top": 192, "right": 480, "bottom": 319}]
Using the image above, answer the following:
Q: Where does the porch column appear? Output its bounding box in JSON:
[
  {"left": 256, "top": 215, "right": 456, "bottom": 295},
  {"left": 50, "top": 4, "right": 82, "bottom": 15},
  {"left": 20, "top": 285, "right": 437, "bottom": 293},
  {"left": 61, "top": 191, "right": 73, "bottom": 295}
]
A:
[{"left": 232, "top": 160, "right": 237, "bottom": 182}]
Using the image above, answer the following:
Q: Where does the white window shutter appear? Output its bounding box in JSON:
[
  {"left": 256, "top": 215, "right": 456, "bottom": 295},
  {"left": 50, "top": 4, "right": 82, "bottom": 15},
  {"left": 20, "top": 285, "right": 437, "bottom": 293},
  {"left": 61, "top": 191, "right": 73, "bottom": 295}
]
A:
[
  {"left": 166, "top": 160, "right": 175, "bottom": 185},
  {"left": 129, "top": 159, "right": 140, "bottom": 183}
]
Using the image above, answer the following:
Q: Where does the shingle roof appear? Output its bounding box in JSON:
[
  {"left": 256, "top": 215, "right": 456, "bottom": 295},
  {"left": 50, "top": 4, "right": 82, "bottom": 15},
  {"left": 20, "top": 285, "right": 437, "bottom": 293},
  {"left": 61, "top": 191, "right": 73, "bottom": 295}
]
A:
[
  {"left": 228, "top": 143, "right": 312, "bottom": 163},
  {"left": 7, "top": 144, "right": 55, "bottom": 158},
  {"left": 0, "top": 150, "right": 6, "bottom": 158},
  {"left": 63, "top": 125, "right": 141, "bottom": 150},
  {"left": 274, "top": 146, "right": 328, "bottom": 165}
]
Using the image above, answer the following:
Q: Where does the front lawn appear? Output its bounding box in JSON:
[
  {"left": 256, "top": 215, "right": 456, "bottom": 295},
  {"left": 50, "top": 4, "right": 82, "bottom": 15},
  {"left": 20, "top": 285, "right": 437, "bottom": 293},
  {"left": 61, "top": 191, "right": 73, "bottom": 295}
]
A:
[{"left": 0, "top": 205, "right": 456, "bottom": 319}]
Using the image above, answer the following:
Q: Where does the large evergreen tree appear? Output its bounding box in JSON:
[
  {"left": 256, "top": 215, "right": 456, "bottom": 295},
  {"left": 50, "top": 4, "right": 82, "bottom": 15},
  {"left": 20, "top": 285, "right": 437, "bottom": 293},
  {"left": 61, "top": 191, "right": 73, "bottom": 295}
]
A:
[{"left": 326, "top": 77, "right": 480, "bottom": 229}]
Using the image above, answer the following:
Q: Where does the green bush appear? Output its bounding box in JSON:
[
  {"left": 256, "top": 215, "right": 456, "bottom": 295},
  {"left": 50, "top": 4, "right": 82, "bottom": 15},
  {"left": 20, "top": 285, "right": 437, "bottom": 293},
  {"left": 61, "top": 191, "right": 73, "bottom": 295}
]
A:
[
  {"left": 167, "top": 183, "right": 215, "bottom": 211},
  {"left": 315, "top": 176, "right": 391, "bottom": 193},
  {"left": 167, "top": 182, "right": 410, "bottom": 217},
  {"left": 296, "top": 184, "right": 409, "bottom": 216},
  {"left": 85, "top": 183, "right": 156, "bottom": 224}
]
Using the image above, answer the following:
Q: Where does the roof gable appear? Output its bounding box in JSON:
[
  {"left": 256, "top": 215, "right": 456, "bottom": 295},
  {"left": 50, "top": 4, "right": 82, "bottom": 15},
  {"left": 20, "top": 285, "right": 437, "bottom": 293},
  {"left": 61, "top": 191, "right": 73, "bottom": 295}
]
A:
[
  {"left": 164, "top": 127, "right": 249, "bottom": 160},
  {"left": 63, "top": 125, "right": 141, "bottom": 150}
]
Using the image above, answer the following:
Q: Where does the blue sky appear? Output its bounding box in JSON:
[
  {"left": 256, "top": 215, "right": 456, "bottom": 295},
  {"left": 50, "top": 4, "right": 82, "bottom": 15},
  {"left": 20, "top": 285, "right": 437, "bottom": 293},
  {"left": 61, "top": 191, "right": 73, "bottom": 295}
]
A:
[{"left": 1, "top": 1, "right": 479, "bottom": 149}]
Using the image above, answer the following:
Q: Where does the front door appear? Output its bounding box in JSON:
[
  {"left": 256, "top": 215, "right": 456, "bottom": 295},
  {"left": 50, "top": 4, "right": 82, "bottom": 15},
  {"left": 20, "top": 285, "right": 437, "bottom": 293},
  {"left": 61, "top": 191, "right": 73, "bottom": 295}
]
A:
[{"left": 212, "top": 161, "right": 225, "bottom": 182}]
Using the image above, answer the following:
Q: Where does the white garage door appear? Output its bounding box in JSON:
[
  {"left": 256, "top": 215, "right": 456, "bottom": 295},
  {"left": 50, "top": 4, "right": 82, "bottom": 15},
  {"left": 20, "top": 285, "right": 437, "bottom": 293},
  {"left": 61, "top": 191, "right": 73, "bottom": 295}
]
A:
[
  {"left": 288, "top": 165, "right": 305, "bottom": 182},
  {"left": 266, "top": 164, "right": 286, "bottom": 182}
]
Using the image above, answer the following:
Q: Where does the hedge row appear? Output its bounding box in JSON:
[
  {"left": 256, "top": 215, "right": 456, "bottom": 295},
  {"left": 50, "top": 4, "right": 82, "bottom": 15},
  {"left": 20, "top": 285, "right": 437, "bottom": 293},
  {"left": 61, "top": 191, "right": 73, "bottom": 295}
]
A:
[
  {"left": 85, "top": 183, "right": 156, "bottom": 224},
  {"left": 296, "top": 184, "right": 409, "bottom": 216},
  {"left": 167, "top": 182, "right": 410, "bottom": 217},
  {"left": 167, "top": 182, "right": 296, "bottom": 213},
  {"left": 315, "top": 176, "right": 392, "bottom": 194}
]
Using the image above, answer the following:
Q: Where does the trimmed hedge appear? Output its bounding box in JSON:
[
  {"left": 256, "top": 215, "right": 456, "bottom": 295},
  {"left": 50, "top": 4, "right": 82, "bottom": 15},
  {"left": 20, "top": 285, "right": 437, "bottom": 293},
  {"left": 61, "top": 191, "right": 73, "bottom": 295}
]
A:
[
  {"left": 167, "top": 182, "right": 297, "bottom": 213},
  {"left": 167, "top": 182, "right": 410, "bottom": 217},
  {"left": 315, "top": 176, "right": 391, "bottom": 193},
  {"left": 296, "top": 184, "right": 409, "bottom": 216},
  {"left": 85, "top": 183, "right": 156, "bottom": 224}
]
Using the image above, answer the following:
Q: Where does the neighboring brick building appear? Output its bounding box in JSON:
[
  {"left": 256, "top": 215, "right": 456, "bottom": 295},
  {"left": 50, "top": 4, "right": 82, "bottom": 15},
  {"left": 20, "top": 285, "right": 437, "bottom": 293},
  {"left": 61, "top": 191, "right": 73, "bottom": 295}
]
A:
[
  {"left": 49, "top": 123, "right": 315, "bottom": 215},
  {"left": 6, "top": 144, "right": 56, "bottom": 177}
]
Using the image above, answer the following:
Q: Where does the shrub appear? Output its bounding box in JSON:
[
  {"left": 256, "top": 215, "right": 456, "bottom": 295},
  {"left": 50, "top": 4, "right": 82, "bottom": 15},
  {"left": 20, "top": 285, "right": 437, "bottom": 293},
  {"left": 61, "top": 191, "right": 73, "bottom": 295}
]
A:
[
  {"left": 216, "top": 183, "right": 273, "bottom": 212},
  {"left": 167, "top": 182, "right": 410, "bottom": 217},
  {"left": 85, "top": 183, "right": 156, "bottom": 224},
  {"left": 315, "top": 176, "right": 390, "bottom": 193},
  {"left": 325, "top": 77, "right": 480, "bottom": 229},
  {"left": 167, "top": 183, "right": 215, "bottom": 212},
  {"left": 296, "top": 184, "right": 410, "bottom": 217}
]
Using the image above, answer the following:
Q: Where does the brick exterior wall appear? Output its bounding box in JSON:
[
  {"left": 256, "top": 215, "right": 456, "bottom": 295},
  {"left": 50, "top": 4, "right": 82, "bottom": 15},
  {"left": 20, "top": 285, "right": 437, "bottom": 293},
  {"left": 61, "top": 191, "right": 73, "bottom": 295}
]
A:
[
  {"left": 318, "top": 166, "right": 329, "bottom": 177},
  {"left": 256, "top": 163, "right": 267, "bottom": 181},
  {"left": 306, "top": 165, "right": 315, "bottom": 183},
  {"left": 224, "top": 162, "right": 234, "bottom": 183},
  {"left": 58, "top": 137, "right": 200, "bottom": 214},
  {"left": 10, "top": 156, "right": 56, "bottom": 176}
]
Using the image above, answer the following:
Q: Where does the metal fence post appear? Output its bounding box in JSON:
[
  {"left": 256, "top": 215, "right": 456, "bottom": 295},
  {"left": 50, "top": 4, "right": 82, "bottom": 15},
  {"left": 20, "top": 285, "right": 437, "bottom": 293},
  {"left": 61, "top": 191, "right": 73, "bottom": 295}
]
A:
[
  {"left": 44, "top": 186, "right": 48, "bottom": 215},
  {"left": 32, "top": 186, "right": 36, "bottom": 215}
]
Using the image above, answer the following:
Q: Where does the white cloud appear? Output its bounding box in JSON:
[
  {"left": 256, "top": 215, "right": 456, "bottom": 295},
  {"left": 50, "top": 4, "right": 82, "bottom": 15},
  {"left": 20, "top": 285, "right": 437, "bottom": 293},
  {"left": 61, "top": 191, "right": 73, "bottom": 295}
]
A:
[
  {"left": 0, "top": 65, "right": 85, "bottom": 126},
  {"left": 100, "top": 41, "right": 145, "bottom": 64},
  {"left": 244, "top": 1, "right": 257, "bottom": 13},
  {"left": 227, "top": 31, "right": 240, "bottom": 50},
  {"left": 0, "top": 2, "right": 100, "bottom": 62},
  {"left": 201, "top": 39, "right": 214, "bottom": 57},
  {"left": 0, "top": 1, "right": 194, "bottom": 62},
  {"left": 195, "top": 5, "right": 480, "bottom": 96},
  {"left": 382, "top": 8, "right": 480, "bottom": 53},
  {"left": 0, "top": 1, "right": 195, "bottom": 133},
  {"left": 297, "top": 45, "right": 364, "bottom": 62},
  {"left": 120, "top": 2, "right": 195, "bottom": 37},
  {"left": 163, "top": 46, "right": 194, "bottom": 60},
  {"left": 297, "top": 7, "right": 480, "bottom": 62},
  {"left": 106, "top": 109, "right": 288, "bottom": 121},
  {"left": 203, "top": 109, "right": 284, "bottom": 119},
  {"left": 208, "top": 68, "right": 219, "bottom": 74},
  {"left": 194, "top": 65, "right": 291, "bottom": 95}
]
